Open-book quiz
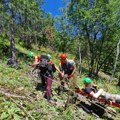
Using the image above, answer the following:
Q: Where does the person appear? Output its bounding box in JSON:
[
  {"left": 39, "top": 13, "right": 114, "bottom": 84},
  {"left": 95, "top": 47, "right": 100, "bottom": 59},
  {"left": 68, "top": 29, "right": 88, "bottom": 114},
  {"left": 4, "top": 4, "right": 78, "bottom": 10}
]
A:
[
  {"left": 28, "top": 52, "right": 47, "bottom": 87},
  {"left": 83, "top": 77, "right": 120, "bottom": 103},
  {"left": 38, "top": 54, "right": 62, "bottom": 103},
  {"left": 28, "top": 52, "right": 40, "bottom": 67},
  {"left": 83, "top": 77, "right": 104, "bottom": 99},
  {"left": 58, "top": 53, "right": 77, "bottom": 94},
  {"left": 29, "top": 52, "right": 60, "bottom": 103}
]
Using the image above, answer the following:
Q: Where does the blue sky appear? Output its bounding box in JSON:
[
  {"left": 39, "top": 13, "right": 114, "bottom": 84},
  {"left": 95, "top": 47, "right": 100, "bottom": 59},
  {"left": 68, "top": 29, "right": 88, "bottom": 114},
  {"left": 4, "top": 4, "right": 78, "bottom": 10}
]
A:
[{"left": 42, "top": 0, "right": 65, "bottom": 16}]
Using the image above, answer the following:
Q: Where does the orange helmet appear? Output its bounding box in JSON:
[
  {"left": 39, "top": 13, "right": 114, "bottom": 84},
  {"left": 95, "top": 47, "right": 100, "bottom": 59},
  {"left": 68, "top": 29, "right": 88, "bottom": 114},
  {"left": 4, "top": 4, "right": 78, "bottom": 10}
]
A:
[{"left": 60, "top": 54, "right": 67, "bottom": 60}]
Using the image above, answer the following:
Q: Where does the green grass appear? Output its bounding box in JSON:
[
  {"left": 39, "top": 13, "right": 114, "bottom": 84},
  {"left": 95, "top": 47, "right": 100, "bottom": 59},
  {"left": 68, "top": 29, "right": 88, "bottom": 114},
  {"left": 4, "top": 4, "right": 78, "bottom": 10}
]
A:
[
  {"left": 0, "top": 45, "right": 120, "bottom": 119},
  {"left": 0, "top": 59, "right": 94, "bottom": 119}
]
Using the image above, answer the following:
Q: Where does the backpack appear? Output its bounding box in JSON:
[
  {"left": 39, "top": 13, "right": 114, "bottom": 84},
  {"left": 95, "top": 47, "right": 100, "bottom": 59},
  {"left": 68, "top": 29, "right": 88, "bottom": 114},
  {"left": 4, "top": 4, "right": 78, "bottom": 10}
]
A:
[
  {"left": 38, "top": 55, "right": 49, "bottom": 70},
  {"left": 47, "top": 63, "right": 56, "bottom": 73},
  {"left": 37, "top": 55, "right": 56, "bottom": 74}
]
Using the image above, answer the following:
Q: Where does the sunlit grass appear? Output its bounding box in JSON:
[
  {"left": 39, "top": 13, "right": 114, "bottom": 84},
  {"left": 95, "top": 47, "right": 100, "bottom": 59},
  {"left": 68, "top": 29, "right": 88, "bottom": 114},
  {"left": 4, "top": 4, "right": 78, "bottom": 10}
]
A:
[{"left": 0, "top": 45, "right": 120, "bottom": 119}]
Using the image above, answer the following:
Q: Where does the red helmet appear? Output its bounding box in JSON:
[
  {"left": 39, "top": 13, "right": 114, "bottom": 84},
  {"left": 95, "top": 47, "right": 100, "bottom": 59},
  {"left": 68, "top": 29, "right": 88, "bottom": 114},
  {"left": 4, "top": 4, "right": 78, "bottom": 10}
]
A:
[{"left": 60, "top": 54, "right": 67, "bottom": 59}]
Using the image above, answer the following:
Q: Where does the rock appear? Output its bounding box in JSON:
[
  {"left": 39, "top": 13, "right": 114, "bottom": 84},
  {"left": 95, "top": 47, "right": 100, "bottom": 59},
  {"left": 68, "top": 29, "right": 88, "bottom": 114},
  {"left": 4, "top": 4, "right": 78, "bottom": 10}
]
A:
[{"left": 55, "top": 100, "right": 65, "bottom": 107}]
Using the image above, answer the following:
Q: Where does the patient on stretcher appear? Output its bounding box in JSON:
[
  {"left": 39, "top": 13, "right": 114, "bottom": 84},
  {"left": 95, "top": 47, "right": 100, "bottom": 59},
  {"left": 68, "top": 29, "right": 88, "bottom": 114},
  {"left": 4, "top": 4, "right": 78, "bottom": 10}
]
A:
[{"left": 83, "top": 77, "right": 120, "bottom": 103}]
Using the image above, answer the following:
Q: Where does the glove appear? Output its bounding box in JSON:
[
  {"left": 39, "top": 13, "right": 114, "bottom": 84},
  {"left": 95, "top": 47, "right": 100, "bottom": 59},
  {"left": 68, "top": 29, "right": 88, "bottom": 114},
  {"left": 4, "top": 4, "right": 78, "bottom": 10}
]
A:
[{"left": 68, "top": 74, "right": 73, "bottom": 78}]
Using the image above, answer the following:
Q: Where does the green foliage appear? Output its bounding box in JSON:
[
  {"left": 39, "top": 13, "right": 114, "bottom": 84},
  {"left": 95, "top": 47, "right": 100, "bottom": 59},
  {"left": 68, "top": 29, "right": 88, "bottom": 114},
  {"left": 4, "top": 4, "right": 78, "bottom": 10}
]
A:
[
  {"left": 66, "top": 0, "right": 120, "bottom": 76},
  {"left": 0, "top": 0, "right": 120, "bottom": 119},
  {"left": 0, "top": 0, "right": 55, "bottom": 49},
  {"left": 54, "top": 10, "right": 74, "bottom": 53},
  {"left": 0, "top": 100, "right": 21, "bottom": 120},
  {"left": 0, "top": 60, "right": 32, "bottom": 89},
  {"left": 0, "top": 44, "right": 120, "bottom": 119},
  {"left": 0, "top": 37, "right": 10, "bottom": 58}
]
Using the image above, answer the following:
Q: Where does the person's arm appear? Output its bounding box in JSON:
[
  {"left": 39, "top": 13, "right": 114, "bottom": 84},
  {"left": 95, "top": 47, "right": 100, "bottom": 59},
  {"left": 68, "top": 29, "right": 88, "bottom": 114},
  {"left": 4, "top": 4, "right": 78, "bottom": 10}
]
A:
[
  {"left": 58, "top": 63, "right": 64, "bottom": 77},
  {"left": 89, "top": 91, "right": 96, "bottom": 98},
  {"left": 55, "top": 65, "right": 62, "bottom": 74},
  {"left": 71, "top": 64, "right": 76, "bottom": 76},
  {"left": 32, "top": 56, "right": 39, "bottom": 67},
  {"left": 68, "top": 64, "right": 76, "bottom": 78},
  {"left": 90, "top": 89, "right": 104, "bottom": 98}
]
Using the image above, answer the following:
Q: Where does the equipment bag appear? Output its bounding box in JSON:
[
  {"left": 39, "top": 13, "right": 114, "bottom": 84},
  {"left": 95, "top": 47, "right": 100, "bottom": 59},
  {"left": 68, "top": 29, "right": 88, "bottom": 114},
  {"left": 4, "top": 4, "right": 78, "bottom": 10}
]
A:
[{"left": 38, "top": 55, "right": 49, "bottom": 69}]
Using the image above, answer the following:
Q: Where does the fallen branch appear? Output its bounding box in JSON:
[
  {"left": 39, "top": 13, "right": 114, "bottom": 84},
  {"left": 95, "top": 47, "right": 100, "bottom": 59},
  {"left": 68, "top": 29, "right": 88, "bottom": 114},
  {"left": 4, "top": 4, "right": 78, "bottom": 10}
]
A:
[
  {"left": 0, "top": 88, "right": 31, "bottom": 101},
  {"left": 8, "top": 96, "right": 35, "bottom": 120},
  {"left": 0, "top": 87, "right": 35, "bottom": 120}
]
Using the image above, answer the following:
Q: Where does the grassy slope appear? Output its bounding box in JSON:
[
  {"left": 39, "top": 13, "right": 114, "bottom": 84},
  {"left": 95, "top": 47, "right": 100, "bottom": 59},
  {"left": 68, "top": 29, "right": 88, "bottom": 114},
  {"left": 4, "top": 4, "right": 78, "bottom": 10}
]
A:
[{"left": 0, "top": 45, "right": 120, "bottom": 119}]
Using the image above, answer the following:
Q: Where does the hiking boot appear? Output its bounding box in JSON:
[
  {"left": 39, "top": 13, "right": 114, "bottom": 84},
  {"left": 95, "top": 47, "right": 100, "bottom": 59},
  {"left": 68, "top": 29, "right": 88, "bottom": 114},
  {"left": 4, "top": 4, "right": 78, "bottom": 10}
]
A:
[
  {"left": 47, "top": 96, "right": 51, "bottom": 101},
  {"left": 48, "top": 99, "right": 54, "bottom": 104},
  {"left": 47, "top": 96, "right": 54, "bottom": 104}
]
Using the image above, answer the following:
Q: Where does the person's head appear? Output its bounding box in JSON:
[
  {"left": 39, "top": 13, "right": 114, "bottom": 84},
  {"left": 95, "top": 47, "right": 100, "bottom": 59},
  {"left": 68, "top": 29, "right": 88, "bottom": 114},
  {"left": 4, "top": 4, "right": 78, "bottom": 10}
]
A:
[
  {"left": 60, "top": 54, "right": 67, "bottom": 63},
  {"left": 28, "top": 52, "right": 34, "bottom": 58},
  {"left": 46, "top": 53, "right": 52, "bottom": 59},
  {"left": 83, "top": 77, "right": 92, "bottom": 85}
]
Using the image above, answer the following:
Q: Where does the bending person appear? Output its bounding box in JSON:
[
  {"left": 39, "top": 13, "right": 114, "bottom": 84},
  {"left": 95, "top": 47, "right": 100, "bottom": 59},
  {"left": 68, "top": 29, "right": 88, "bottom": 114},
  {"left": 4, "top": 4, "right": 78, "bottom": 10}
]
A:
[{"left": 58, "top": 54, "right": 77, "bottom": 94}]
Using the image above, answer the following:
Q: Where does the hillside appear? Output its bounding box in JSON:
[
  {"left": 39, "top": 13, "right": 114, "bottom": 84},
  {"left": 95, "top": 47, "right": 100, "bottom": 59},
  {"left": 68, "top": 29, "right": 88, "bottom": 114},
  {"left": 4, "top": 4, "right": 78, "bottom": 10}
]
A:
[
  {"left": 0, "top": 58, "right": 93, "bottom": 120},
  {"left": 0, "top": 45, "right": 120, "bottom": 120},
  {"left": 0, "top": 0, "right": 120, "bottom": 119}
]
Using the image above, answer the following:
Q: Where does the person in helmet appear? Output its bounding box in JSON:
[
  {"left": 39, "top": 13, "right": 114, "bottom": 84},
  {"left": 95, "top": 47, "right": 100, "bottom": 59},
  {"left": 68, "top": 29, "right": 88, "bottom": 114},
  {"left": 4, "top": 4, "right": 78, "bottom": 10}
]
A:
[
  {"left": 83, "top": 77, "right": 104, "bottom": 98},
  {"left": 28, "top": 52, "right": 41, "bottom": 67},
  {"left": 28, "top": 52, "right": 34, "bottom": 58},
  {"left": 41, "top": 53, "right": 61, "bottom": 103},
  {"left": 59, "top": 54, "right": 76, "bottom": 78},
  {"left": 83, "top": 77, "right": 120, "bottom": 103},
  {"left": 30, "top": 52, "right": 61, "bottom": 103},
  {"left": 58, "top": 54, "right": 77, "bottom": 94},
  {"left": 46, "top": 53, "right": 51, "bottom": 59}
]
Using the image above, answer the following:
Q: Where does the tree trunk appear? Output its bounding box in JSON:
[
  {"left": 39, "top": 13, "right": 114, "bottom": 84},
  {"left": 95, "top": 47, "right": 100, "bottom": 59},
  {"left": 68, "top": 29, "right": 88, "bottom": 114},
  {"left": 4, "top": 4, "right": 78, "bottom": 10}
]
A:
[
  {"left": 10, "top": 23, "right": 16, "bottom": 60},
  {"left": 7, "top": 1, "right": 16, "bottom": 60},
  {"left": 118, "top": 76, "right": 120, "bottom": 86},
  {"left": 78, "top": 45, "right": 82, "bottom": 74},
  {"left": 109, "top": 40, "right": 120, "bottom": 82}
]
